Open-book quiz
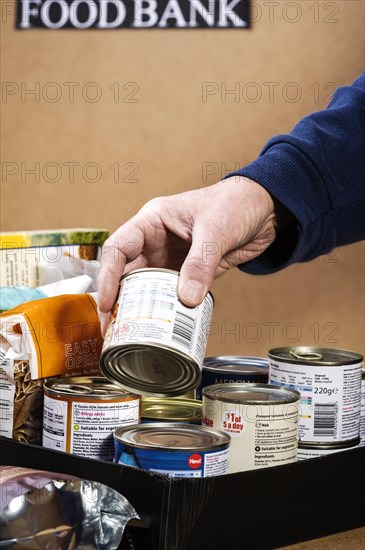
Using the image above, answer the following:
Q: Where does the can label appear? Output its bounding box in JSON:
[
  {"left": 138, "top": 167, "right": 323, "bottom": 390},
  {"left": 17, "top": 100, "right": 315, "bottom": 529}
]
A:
[
  {"left": 114, "top": 444, "right": 229, "bottom": 478},
  {"left": 196, "top": 369, "right": 268, "bottom": 400},
  {"left": 104, "top": 270, "right": 213, "bottom": 367},
  {"left": 43, "top": 394, "right": 140, "bottom": 461},
  {"left": 269, "top": 359, "right": 362, "bottom": 443},
  {"left": 360, "top": 374, "right": 365, "bottom": 447},
  {"left": 202, "top": 399, "right": 299, "bottom": 472},
  {"left": 297, "top": 444, "right": 359, "bottom": 460}
]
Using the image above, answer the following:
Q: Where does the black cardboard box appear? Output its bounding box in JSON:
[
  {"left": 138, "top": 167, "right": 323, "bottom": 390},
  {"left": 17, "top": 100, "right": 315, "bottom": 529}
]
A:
[{"left": 1, "top": 437, "right": 364, "bottom": 550}]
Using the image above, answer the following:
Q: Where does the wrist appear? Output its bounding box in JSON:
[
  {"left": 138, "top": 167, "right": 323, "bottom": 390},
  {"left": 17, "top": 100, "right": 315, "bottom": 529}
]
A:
[{"left": 224, "top": 175, "right": 294, "bottom": 236}]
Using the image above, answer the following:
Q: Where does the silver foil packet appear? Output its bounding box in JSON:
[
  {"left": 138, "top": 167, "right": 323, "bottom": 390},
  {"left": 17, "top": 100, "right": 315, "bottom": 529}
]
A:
[{"left": 0, "top": 466, "right": 140, "bottom": 549}]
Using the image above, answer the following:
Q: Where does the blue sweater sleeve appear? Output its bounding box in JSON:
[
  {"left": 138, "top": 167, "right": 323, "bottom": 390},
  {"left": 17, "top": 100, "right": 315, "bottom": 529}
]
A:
[{"left": 227, "top": 72, "right": 365, "bottom": 275}]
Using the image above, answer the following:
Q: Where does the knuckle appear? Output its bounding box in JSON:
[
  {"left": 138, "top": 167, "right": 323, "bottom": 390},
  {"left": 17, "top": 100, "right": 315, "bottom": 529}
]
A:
[{"left": 141, "top": 196, "right": 168, "bottom": 213}]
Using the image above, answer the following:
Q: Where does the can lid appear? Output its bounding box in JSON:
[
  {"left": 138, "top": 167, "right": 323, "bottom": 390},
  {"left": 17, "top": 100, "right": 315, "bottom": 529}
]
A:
[
  {"left": 141, "top": 397, "right": 202, "bottom": 422},
  {"left": 100, "top": 344, "right": 201, "bottom": 397},
  {"left": 298, "top": 437, "right": 360, "bottom": 450},
  {"left": 121, "top": 268, "right": 215, "bottom": 305},
  {"left": 202, "top": 383, "right": 300, "bottom": 404},
  {"left": 44, "top": 376, "right": 137, "bottom": 398},
  {"left": 121, "top": 267, "right": 180, "bottom": 279},
  {"left": 114, "top": 422, "right": 231, "bottom": 451},
  {"left": 203, "top": 356, "right": 268, "bottom": 374},
  {"left": 268, "top": 346, "right": 363, "bottom": 366}
]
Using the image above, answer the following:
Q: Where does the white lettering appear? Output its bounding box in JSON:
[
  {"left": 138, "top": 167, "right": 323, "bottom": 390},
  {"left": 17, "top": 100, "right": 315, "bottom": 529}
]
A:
[
  {"left": 41, "top": 0, "right": 69, "bottom": 29},
  {"left": 133, "top": 0, "right": 158, "bottom": 27},
  {"left": 218, "top": 0, "right": 246, "bottom": 27},
  {"left": 19, "top": 0, "right": 41, "bottom": 28},
  {"left": 189, "top": 0, "right": 215, "bottom": 27},
  {"left": 18, "top": 0, "right": 248, "bottom": 30},
  {"left": 98, "top": 0, "right": 126, "bottom": 28},
  {"left": 158, "top": 0, "right": 187, "bottom": 27},
  {"left": 69, "top": 0, "right": 98, "bottom": 28}
]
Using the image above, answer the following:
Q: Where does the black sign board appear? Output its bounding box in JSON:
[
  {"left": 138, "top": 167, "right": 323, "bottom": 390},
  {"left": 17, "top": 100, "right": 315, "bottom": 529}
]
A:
[{"left": 16, "top": 0, "right": 250, "bottom": 30}]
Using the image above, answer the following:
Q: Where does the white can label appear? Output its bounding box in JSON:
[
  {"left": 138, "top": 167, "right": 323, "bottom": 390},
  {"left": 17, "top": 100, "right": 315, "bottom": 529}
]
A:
[
  {"left": 43, "top": 394, "right": 140, "bottom": 460},
  {"left": 360, "top": 375, "right": 365, "bottom": 447},
  {"left": 203, "top": 447, "right": 230, "bottom": 476},
  {"left": 202, "top": 399, "right": 299, "bottom": 473},
  {"left": 0, "top": 355, "right": 15, "bottom": 438},
  {"left": 106, "top": 270, "right": 213, "bottom": 367},
  {"left": 269, "top": 360, "right": 362, "bottom": 443},
  {"left": 297, "top": 444, "right": 359, "bottom": 460},
  {"left": 43, "top": 395, "right": 68, "bottom": 452}
]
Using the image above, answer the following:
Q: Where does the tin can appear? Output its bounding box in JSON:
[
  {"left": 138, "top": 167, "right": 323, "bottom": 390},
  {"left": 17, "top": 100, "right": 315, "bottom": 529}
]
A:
[
  {"left": 100, "top": 268, "right": 214, "bottom": 397},
  {"left": 297, "top": 438, "right": 360, "bottom": 460},
  {"left": 113, "top": 422, "right": 230, "bottom": 477},
  {"left": 268, "top": 346, "right": 363, "bottom": 445},
  {"left": 43, "top": 377, "right": 141, "bottom": 461},
  {"left": 202, "top": 383, "right": 300, "bottom": 473},
  {"left": 360, "top": 365, "right": 365, "bottom": 447},
  {"left": 141, "top": 397, "right": 202, "bottom": 424},
  {"left": 195, "top": 355, "right": 269, "bottom": 400}
]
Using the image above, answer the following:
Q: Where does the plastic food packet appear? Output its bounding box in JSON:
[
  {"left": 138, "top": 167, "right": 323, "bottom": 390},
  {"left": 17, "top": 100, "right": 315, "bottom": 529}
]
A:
[
  {"left": 0, "top": 274, "right": 93, "bottom": 312},
  {"left": 0, "top": 465, "right": 140, "bottom": 549},
  {"left": 0, "top": 228, "right": 108, "bottom": 290},
  {"left": 0, "top": 294, "right": 103, "bottom": 444}
]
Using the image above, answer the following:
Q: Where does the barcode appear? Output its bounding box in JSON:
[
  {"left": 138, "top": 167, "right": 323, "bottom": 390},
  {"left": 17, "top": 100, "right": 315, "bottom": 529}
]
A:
[
  {"left": 313, "top": 403, "right": 338, "bottom": 437},
  {"left": 194, "top": 299, "right": 211, "bottom": 361},
  {"left": 172, "top": 311, "right": 195, "bottom": 350}
]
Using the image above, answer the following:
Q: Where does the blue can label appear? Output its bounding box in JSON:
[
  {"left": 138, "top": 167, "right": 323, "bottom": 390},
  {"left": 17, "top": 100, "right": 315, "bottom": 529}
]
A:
[{"left": 114, "top": 442, "right": 229, "bottom": 477}]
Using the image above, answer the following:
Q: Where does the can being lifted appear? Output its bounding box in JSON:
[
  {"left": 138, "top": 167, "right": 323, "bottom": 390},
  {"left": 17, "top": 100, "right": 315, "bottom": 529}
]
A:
[
  {"left": 100, "top": 269, "right": 214, "bottom": 397},
  {"left": 113, "top": 422, "right": 230, "bottom": 477},
  {"left": 268, "top": 346, "right": 363, "bottom": 445},
  {"left": 195, "top": 355, "right": 269, "bottom": 399}
]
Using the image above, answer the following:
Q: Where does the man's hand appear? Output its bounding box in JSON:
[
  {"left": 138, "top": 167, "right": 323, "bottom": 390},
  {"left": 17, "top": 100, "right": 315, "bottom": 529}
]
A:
[{"left": 97, "top": 176, "right": 277, "bottom": 334}]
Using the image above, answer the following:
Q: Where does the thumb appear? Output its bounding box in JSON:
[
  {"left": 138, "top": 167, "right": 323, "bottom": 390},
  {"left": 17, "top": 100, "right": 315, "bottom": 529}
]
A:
[{"left": 178, "top": 236, "right": 222, "bottom": 307}]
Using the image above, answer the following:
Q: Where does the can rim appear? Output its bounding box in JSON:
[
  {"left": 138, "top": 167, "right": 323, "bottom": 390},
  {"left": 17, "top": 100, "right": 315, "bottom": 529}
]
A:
[
  {"left": 203, "top": 355, "right": 268, "bottom": 374},
  {"left": 268, "top": 346, "right": 363, "bottom": 366},
  {"left": 120, "top": 267, "right": 215, "bottom": 305},
  {"left": 114, "top": 422, "right": 231, "bottom": 450},
  {"left": 43, "top": 376, "right": 139, "bottom": 399},
  {"left": 100, "top": 343, "right": 201, "bottom": 397},
  {"left": 202, "top": 382, "right": 301, "bottom": 404},
  {"left": 141, "top": 397, "right": 202, "bottom": 422},
  {"left": 298, "top": 437, "right": 360, "bottom": 450}
]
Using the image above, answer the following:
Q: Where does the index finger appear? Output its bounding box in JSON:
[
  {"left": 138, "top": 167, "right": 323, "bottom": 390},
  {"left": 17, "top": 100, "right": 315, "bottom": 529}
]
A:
[{"left": 97, "top": 224, "right": 145, "bottom": 314}]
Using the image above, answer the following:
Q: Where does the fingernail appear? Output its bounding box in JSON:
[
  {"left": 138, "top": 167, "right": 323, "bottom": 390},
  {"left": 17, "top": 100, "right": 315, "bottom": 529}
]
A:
[{"left": 180, "top": 279, "right": 205, "bottom": 306}]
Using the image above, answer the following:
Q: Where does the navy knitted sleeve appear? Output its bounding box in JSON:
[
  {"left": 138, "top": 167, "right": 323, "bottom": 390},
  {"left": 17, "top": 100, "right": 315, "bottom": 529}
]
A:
[{"left": 227, "top": 72, "right": 365, "bottom": 275}]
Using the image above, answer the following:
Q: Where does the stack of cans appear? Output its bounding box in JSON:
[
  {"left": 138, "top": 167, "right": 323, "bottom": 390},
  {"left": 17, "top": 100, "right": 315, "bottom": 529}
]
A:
[{"left": 40, "top": 269, "right": 363, "bottom": 475}]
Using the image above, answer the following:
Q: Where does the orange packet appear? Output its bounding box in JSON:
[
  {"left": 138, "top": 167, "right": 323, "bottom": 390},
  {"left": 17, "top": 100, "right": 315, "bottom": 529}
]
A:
[{"left": 0, "top": 294, "right": 103, "bottom": 442}]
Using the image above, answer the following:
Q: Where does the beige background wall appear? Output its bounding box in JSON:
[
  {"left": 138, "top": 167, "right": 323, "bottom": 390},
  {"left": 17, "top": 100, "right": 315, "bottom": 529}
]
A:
[{"left": 1, "top": 1, "right": 364, "bottom": 358}]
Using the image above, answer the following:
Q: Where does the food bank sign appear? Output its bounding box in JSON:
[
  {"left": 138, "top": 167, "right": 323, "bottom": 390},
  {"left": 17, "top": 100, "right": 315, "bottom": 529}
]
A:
[{"left": 17, "top": 0, "right": 250, "bottom": 29}]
